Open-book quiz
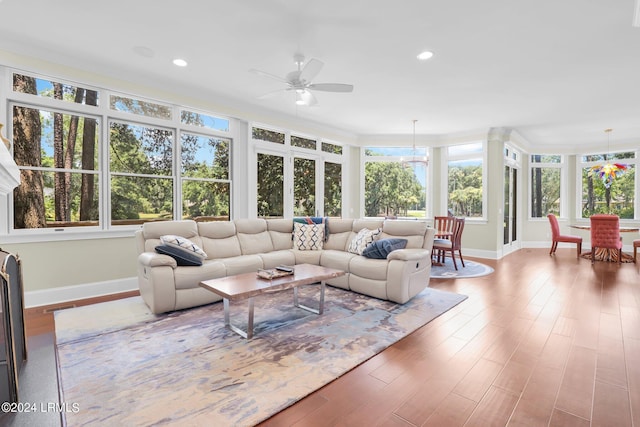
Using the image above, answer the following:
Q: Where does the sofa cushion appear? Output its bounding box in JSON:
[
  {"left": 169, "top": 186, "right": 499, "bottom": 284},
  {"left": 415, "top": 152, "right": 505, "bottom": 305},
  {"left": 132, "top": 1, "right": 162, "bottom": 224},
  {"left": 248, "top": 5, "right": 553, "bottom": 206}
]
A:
[
  {"left": 362, "top": 238, "right": 408, "bottom": 259},
  {"left": 154, "top": 244, "right": 203, "bottom": 266},
  {"left": 349, "top": 256, "right": 389, "bottom": 280},
  {"left": 159, "top": 235, "right": 207, "bottom": 259},
  {"left": 348, "top": 228, "right": 382, "bottom": 255},
  {"left": 320, "top": 249, "right": 356, "bottom": 272},
  {"left": 293, "top": 223, "right": 324, "bottom": 250},
  {"left": 235, "top": 219, "right": 274, "bottom": 255},
  {"left": 218, "top": 254, "right": 264, "bottom": 276},
  {"left": 259, "top": 250, "right": 297, "bottom": 269},
  {"left": 380, "top": 220, "right": 428, "bottom": 249},
  {"left": 267, "top": 219, "right": 295, "bottom": 250}
]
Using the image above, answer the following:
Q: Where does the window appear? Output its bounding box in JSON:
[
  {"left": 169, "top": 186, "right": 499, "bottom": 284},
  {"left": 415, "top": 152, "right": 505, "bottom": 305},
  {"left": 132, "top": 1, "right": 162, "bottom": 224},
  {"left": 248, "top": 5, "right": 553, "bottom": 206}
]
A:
[
  {"left": 256, "top": 152, "right": 284, "bottom": 218},
  {"left": 12, "top": 103, "right": 100, "bottom": 229},
  {"left": 109, "top": 122, "right": 174, "bottom": 225},
  {"left": 363, "top": 147, "right": 428, "bottom": 218},
  {"left": 181, "top": 133, "right": 231, "bottom": 221},
  {"left": 181, "top": 110, "right": 230, "bottom": 132},
  {"left": 252, "top": 124, "right": 344, "bottom": 219},
  {"left": 110, "top": 94, "right": 172, "bottom": 120},
  {"left": 324, "top": 162, "right": 342, "bottom": 217},
  {"left": 530, "top": 154, "right": 562, "bottom": 217},
  {"left": 13, "top": 73, "right": 99, "bottom": 107},
  {"left": 291, "top": 135, "right": 316, "bottom": 150},
  {"left": 252, "top": 127, "right": 284, "bottom": 144},
  {"left": 579, "top": 151, "right": 636, "bottom": 219},
  {"left": 8, "top": 70, "right": 233, "bottom": 234},
  {"left": 322, "top": 142, "right": 342, "bottom": 155},
  {"left": 447, "top": 142, "right": 484, "bottom": 218}
]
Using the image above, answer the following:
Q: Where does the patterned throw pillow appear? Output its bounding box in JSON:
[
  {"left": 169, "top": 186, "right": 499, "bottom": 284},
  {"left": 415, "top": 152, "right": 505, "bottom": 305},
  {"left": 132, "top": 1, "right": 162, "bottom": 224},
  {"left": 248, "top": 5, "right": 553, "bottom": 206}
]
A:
[
  {"left": 293, "top": 223, "right": 324, "bottom": 251},
  {"left": 348, "top": 228, "right": 382, "bottom": 255},
  {"left": 159, "top": 235, "right": 207, "bottom": 259},
  {"left": 362, "top": 238, "right": 408, "bottom": 259}
]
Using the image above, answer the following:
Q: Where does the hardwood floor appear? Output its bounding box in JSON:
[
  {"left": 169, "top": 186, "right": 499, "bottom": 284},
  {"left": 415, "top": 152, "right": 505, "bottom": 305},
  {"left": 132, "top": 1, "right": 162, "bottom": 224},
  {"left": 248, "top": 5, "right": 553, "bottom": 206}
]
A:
[
  {"left": 25, "top": 248, "right": 639, "bottom": 426},
  {"left": 257, "top": 248, "right": 640, "bottom": 426}
]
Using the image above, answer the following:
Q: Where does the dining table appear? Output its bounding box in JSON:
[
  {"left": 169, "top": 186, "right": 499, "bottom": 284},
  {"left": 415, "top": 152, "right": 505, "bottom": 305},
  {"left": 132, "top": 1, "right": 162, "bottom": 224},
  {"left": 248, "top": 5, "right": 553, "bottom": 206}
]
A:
[{"left": 570, "top": 224, "right": 639, "bottom": 263}]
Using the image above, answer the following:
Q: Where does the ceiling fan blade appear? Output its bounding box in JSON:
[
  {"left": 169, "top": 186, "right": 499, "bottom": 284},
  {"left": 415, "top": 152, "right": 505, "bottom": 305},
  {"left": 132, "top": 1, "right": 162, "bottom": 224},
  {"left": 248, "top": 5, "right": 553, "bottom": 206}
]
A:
[
  {"left": 298, "top": 58, "right": 324, "bottom": 83},
  {"left": 249, "top": 68, "right": 288, "bottom": 84},
  {"left": 308, "top": 83, "right": 354, "bottom": 93}
]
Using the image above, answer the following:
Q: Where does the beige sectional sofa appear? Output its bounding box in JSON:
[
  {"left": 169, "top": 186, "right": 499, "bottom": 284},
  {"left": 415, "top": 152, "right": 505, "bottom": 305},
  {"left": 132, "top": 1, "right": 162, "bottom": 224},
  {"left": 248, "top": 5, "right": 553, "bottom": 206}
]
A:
[{"left": 135, "top": 218, "right": 436, "bottom": 314}]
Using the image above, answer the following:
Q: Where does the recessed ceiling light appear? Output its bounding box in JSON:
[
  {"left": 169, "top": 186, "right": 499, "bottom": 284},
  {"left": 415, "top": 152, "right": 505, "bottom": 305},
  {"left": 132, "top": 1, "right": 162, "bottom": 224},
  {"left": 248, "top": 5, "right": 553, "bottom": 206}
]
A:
[
  {"left": 172, "top": 58, "right": 188, "bottom": 67},
  {"left": 417, "top": 51, "right": 434, "bottom": 61}
]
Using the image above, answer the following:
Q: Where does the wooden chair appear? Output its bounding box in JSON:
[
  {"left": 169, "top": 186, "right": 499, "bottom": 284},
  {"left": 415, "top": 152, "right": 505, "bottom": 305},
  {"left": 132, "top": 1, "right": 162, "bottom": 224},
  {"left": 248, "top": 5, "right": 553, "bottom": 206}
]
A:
[
  {"left": 633, "top": 239, "right": 640, "bottom": 263},
  {"left": 433, "top": 216, "right": 455, "bottom": 238},
  {"left": 432, "top": 216, "right": 455, "bottom": 265},
  {"left": 432, "top": 217, "right": 465, "bottom": 270},
  {"left": 589, "top": 214, "right": 622, "bottom": 264},
  {"left": 547, "top": 214, "right": 582, "bottom": 258}
]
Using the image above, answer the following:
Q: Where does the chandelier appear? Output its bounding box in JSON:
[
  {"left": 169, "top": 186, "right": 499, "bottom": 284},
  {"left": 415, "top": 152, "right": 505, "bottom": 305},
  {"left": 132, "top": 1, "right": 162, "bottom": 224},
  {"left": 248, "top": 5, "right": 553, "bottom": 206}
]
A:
[
  {"left": 401, "top": 119, "right": 428, "bottom": 167},
  {"left": 588, "top": 128, "right": 628, "bottom": 189}
]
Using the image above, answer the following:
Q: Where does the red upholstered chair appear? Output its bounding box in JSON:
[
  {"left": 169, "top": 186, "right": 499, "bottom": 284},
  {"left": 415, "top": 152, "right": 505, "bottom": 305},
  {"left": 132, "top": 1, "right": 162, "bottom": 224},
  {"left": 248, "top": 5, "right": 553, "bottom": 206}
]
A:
[
  {"left": 633, "top": 239, "right": 640, "bottom": 263},
  {"left": 547, "top": 214, "right": 582, "bottom": 258},
  {"left": 589, "top": 214, "right": 622, "bottom": 264}
]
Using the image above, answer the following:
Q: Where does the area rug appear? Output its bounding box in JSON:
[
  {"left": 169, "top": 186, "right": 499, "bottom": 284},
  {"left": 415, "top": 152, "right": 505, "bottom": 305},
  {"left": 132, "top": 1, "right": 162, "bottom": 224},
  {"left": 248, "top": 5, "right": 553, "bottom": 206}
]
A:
[
  {"left": 55, "top": 285, "right": 467, "bottom": 427},
  {"left": 430, "top": 257, "right": 494, "bottom": 278}
]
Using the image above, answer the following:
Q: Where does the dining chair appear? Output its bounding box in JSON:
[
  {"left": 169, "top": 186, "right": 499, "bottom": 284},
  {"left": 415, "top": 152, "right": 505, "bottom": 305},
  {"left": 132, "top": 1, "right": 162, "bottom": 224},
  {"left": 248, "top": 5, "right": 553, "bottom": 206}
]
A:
[
  {"left": 432, "top": 217, "right": 465, "bottom": 270},
  {"left": 547, "top": 214, "right": 582, "bottom": 258},
  {"left": 589, "top": 214, "right": 622, "bottom": 264},
  {"left": 432, "top": 215, "right": 456, "bottom": 265},
  {"left": 633, "top": 239, "right": 639, "bottom": 263},
  {"left": 433, "top": 216, "right": 455, "bottom": 236}
]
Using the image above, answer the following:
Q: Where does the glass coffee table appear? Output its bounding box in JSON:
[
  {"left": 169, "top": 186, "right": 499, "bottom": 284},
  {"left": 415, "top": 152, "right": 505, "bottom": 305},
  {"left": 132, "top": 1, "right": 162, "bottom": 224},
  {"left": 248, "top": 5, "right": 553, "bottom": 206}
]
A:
[{"left": 199, "top": 264, "right": 345, "bottom": 339}]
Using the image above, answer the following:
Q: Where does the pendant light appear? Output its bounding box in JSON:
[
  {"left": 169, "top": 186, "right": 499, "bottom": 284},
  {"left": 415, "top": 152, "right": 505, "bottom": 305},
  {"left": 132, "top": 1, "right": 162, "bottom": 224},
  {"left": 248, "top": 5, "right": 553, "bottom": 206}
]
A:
[{"left": 588, "top": 128, "right": 628, "bottom": 188}]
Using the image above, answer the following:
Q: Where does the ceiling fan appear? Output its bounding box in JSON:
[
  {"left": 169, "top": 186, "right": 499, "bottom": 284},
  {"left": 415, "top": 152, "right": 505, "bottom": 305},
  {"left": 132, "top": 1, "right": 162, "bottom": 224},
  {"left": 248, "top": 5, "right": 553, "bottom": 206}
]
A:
[{"left": 250, "top": 53, "right": 353, "bottom": 106}]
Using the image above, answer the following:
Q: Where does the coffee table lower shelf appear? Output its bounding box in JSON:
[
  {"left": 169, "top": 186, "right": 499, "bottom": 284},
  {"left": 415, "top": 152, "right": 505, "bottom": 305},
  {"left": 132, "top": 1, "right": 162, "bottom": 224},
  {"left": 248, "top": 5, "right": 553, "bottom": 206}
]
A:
[
  {"left": 222, "top": 282, "right": 325, "bottom": 339},
  {"left": 199, "top": 264, "right": 344, "bottom": 339}
]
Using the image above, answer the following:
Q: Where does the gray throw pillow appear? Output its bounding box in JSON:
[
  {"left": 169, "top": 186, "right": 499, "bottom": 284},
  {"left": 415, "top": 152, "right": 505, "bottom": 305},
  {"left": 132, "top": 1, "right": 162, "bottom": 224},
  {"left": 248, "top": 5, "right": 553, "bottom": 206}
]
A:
[
  {"left": 362, "top": 238, "right": 408, "bottom": 259},
  {"left": 155, "top": 244, "right": 203, "bottom": 266}
]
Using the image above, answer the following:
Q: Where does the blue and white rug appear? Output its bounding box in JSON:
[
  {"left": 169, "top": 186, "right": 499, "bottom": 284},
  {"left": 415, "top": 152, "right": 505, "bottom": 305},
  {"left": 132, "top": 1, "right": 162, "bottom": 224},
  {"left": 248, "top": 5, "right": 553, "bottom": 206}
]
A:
[
  {"left": 55, "top": 285, "right": 467, "bottom": 426},
  {"left": 430, "top": 257, "right": 494, "bottom": 279}
]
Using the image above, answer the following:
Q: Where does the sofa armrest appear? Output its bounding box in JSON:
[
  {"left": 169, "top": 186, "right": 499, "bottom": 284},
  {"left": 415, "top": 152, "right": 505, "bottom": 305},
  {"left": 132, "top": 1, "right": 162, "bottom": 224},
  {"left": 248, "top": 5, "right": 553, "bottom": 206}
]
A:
[
  {"left": 387, "top": 248, "right": 430, "bottom": 261},
  {"left": 138, "top": 252, "right": 177, "bottom": 268},
  {"left": 386, "top": 249, "right": 432, "bottom": 304}
]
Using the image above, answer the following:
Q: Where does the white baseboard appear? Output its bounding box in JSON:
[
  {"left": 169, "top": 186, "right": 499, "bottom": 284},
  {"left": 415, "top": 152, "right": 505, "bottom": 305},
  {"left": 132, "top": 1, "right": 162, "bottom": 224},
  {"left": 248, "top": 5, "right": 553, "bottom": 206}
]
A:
[{"left": 25, "top": 277, "right": 138, "bottom": 308}]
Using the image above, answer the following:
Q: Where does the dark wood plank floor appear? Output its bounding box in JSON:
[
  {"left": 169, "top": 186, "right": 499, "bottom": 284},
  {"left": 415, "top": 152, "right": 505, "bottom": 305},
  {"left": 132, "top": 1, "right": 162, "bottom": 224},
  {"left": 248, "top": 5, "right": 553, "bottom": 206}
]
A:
[{"left": 25, "top": 248, "right": 639, "bottom": 426}]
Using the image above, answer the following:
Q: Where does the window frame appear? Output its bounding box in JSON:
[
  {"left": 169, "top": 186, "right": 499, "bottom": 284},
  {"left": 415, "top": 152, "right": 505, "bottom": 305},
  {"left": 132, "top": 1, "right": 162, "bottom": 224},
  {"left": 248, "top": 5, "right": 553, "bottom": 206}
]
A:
[
  {"left": 528, "top": 153, "right": 566, "bottom": 220},
  {"left": 576, "top": 149, "right": 638, "bottom": 220},
  {"left": 249, "top": 123, "right": 345, "bottom": 219},
  {"left": 361, "top": 146, "right": 431, "bottom": 220},
  {"left": 443, "top": 141, "right": 487, "bottom": 221},
  {"left": 4, "top": 68, "right": 233, "bottom": 241}
]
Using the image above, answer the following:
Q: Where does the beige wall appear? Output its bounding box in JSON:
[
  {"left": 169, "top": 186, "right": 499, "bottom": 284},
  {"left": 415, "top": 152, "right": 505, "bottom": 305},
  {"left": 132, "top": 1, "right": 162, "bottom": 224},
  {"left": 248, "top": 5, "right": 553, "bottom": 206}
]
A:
[{"left": 2, "top": 237, "right": 137, "bottom": 293}]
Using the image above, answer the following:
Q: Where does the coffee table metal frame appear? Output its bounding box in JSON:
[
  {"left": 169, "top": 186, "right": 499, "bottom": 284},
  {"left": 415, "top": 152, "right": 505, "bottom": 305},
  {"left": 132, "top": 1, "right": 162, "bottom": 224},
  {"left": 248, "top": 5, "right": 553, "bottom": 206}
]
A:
[{"left": 199, "top": 264, "right": 344, "bottom": 339}]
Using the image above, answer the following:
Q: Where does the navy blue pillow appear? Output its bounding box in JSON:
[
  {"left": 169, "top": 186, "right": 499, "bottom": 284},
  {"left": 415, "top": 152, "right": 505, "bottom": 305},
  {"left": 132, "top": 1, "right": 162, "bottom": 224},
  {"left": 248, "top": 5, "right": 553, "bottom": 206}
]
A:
[
  {"left": 155, "top": 244, "right": 203, "bottom": 266},
  {"left": 362, "top": 238, "right": 408, "bottom": 259}
]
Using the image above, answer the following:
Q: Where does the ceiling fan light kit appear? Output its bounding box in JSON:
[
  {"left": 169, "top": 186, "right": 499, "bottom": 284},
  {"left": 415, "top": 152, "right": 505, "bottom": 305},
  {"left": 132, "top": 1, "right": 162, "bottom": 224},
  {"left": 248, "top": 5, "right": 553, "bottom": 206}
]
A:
[{"left": 251, "top": 53, "right": 353, "bottom": 106}]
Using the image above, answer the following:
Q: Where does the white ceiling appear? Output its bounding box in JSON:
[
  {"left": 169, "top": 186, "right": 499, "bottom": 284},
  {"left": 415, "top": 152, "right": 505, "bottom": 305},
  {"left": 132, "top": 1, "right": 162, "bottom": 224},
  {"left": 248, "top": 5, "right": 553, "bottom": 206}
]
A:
[{"left": 1, "top": 0, "right": 640, "bottom": 149}]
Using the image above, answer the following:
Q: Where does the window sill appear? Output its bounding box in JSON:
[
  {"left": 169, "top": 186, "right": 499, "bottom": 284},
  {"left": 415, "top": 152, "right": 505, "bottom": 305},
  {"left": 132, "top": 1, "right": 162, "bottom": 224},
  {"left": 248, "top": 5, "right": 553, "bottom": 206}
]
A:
[{"left": 0, "top": 227, "right": 141, "bottom": 244}]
